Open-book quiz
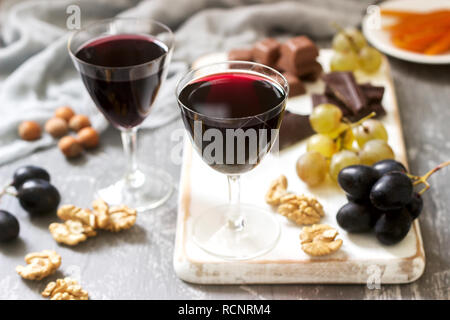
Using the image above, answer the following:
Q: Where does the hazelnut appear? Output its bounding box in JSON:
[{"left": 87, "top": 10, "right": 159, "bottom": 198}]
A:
[
  {"left": 45, "top": 117, "right": 68, "bottom": 138},
  {"left": 18, "top": 121, "right": 41, "bottom": 141},
  {"left": 54, "top": 106, "right": 75, "bottom": 122},
  {"left": 69, "top": 115, "right": 91, "bottom": 132},
  {"left": 77, "top": 127, "right": 99, "bottom": 149},
  {"left": 58, "top": 136, "right": 83, "bottom": 158}
]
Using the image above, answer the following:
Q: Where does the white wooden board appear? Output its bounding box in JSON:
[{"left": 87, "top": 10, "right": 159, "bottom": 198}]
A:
[{"left": 173, "top": 49, "right": 425, "bottom": 284}]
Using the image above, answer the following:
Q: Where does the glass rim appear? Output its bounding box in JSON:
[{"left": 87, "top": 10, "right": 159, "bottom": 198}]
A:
[
  {"left": 67, "top": 17, "right": 174, "bottom": 70},
  {"left": 176, "top": 60, "right": 289, "bottom": 121}
]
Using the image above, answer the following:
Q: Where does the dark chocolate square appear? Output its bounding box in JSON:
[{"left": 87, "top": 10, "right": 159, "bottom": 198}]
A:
[{"left": 322, "top": 72, "right": 367, "bottom": 115}]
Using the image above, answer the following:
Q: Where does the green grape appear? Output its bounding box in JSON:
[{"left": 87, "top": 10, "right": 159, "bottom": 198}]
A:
[
  {"left": 310, "top": 104, "right": 343, "bottom": 134},
  {"left": 359, "top": 139, "right": 395, "bottom": 165},
  {"left": 307, "top": 134, "right": 337, "bottom": 158},
  {"left": 296, "top": 151, "right": 328, "bottom": 187},
  {"left": 353, "top": 119, "right": 388, "bottom": 148},
  {"left": 345, "top": 27, "right": 367, "bottom": 51},
  {"left": 329, "top": 150, "right": 360, "bottom": 181},
  {"left": 332, "top": 32, "right": 352, "bottom": 52},
  {"left": 358, "top": 46, "right": 382, "bottom": 73},
  {"left": 330, "top": 51, "right": 358, "bottom": 72},
  {"left": 341, "top": 128, "right": 355, "bottom": 150}
]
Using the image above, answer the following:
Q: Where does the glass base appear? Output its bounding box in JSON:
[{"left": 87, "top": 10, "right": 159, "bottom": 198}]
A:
[
  {"left": 192, "top": 204, "right": 281, "bottom": 260},
  {"left": 95, "top": 165, "right": 173, "bottom": 212}
]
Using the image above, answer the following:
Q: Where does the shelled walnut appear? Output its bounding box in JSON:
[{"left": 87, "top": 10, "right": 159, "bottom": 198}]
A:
[
  {"left": 49, "top": 220, "right": 96, "bottom": 246},
  {"left": 105, "top": 205, "right": 137, "bottom": 232},
  {"left": 92, "top": 199, "right": 109, "bottom": 229},
  {"left": 42, "top": 277, "right": 88, "bottom": 300},
  {"left": 16, "top": 250, "right": 61, "bottom": 280},
  {"left": 265, "top": 175, "right": 288, "bottom": 205},
  {"left": 50, "top": 199, "right": 137, "bottom": 246},
  {"left": 300, "top": 224, "right": 343, "bottom": 256},
  {"left": 277, "top": 193, "right": 325, "bottom": 225},
  {"left": 57, "top": 205, "right": 96, "bottom": 228}
]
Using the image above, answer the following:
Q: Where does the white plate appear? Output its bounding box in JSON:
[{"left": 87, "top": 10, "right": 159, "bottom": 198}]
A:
[{"left": 362, "top": 0, "right": 450, "bottom": 64}]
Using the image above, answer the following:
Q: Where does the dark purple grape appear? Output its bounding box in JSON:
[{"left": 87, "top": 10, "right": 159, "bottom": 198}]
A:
[
  {"left": 406, "top": 193, "right": 423, "bottom": 220},
  {"left": 12, "top": 165, "right": 50, "bottom": 189},
  {"left": 0, "top": 210, "right": 20, "bottom": 242},
  {"left": 368, "top": 205, "right": 383, "bottom": 227},
  {"left": 346, "top": 194, "right": 366, "bottom": 203},
  {"left": 17, "top": 179, "right": 60, "bottom": 215},
  {"left": 345, "top": 194, "right": 382, "bottom": 223},
  {"left": 375, "top": 209, "right": 412, "bottom": 245},
  {"left": 370, "top": 172, "right": 413, "bottom": 210},
  {"left": 338, "top": 165, "right": 380, "bottom": 200},
  {"left": 336, "top": 202, "right": 373, "bottom": 233},
  {"left": 373, "top": 159, "right": 407, "bottom": 176}
]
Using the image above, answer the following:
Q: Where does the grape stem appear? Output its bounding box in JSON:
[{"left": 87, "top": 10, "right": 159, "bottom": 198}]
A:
[
  {"left": 349, "top": 112, "right": 376, "bottom": 128},
  {"left": 408, "top": 160, "right": 450, "bottom": 195},
  {"left": 0, "top": 183, "right": 17, "bottom": 200}
]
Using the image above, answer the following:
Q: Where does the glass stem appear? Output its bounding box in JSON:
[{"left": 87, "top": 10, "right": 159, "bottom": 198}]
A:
[
  {"left": 121, "top": 128, "right": 144, "bottom": 188},
  {"left": 227, "top": 175, "right": 244, "bottom": 231}
]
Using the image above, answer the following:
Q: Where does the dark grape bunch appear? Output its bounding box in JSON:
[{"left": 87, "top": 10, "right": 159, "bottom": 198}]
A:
[
  {"left": 0, "top": 165, "right": 60, "bottom": 242},
  {"left": 336, "top": 159, "right": 449, "bottom": 245}
]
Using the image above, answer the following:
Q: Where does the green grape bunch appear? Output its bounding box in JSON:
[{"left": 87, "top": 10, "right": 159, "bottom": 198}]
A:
[
  {"left": 331, "top": 27, "right": 383, "bottom": 74},
  {"left": 296, "top": 104, "right": 395, "bottom": 186}
]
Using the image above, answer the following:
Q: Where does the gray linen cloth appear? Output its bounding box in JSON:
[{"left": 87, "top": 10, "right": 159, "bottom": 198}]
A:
[{"left": 0, "top": 0, "right": 372, "bottom": 164}]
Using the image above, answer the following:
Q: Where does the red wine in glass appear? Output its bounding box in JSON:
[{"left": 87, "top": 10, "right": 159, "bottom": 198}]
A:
[
  {"left": 178, "top": 72, "right": 286, "bottom": 174},
  {"left": 75, "top": 34, "right": 168, "bottom": 129},
  {"left": 176, "top": 62, "right": 288, "bottom": 260},
  {"left": 69, "top": 18, "right": 174, "bottom": 212}
]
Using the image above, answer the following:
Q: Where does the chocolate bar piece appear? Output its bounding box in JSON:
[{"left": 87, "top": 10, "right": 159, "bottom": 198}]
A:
[
  {"left": 277, "top": 36, "right": 319, "bottom": 74},
  {"left": 367, "top": 102, "right": 386, "bottom": 118},
  {"left": 311, "top": 94, "right": 352, "bottom": 116},
  {"left": 228, "top": 48, "right": 253, "bottom": 61},
  {"left": 359, "top": 83, "right": 385, "bottom": 103},
  {"left": 312, "top": 94, "right": 386, "bottom": 121},
  {"left": 347, "top": 103, "right": 386, "bottom": 122},
  {"left": 326, "top": 83, "right": 384, "bottom": 103},
  {"left": 283, "top": 72, "right": 306, "bottom": 97},
  {"left": 323, "top": 72, "right": 367, "bottom": 115},
  {"left": 252, "top": 38, "right": 280, "bottom": 67},
  {"left": 279, "top": 111, "right": 315, "bottom": 150}
]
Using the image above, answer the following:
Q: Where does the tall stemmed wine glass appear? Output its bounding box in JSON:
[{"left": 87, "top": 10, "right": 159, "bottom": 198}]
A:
[
  {"left": 68, "top": 18, "right": 174, "bottom": 211},
  {"left": 176, "top": 61, "right": 288, "bottom": 260}
]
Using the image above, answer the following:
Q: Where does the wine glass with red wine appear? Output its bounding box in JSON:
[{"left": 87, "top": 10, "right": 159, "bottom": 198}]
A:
[
  {"left": 68, "top": 18, "right": 174, "bottom": 211},
  {"left": 176, "top": 61, "right": 288, "bottom": 260}
]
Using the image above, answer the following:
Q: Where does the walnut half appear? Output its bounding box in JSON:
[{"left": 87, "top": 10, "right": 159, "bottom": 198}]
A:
[
  {"left": 57, "top": 205, "right": 96, "bottom": 228},
  {"left": 265, "top": 175, "right": 288, "bottom": 205},
  {"left": 277, "top": 193, "right": 325, "bottom": 225},
  {"left": 105, "top": 205, "right": 137, "bottom": 232},
  {"left": 50, "top": 199, "right": 137, "bottom": 246},
  {"left": 49, "top": 220, "right": 96, "bottom": 246},
  {"left": 42, "top": 277, "right": 88, "bottom": 300},
  {"left": 300, "top": 224, "right": 343, "bottom": 256},
  {"left": 16, "top": 250, "right": 61, "bottom": 280}
]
